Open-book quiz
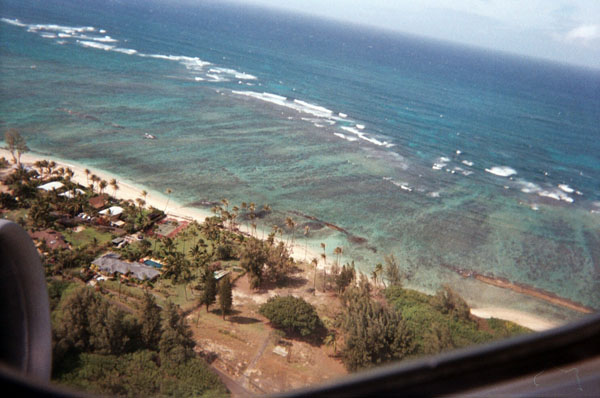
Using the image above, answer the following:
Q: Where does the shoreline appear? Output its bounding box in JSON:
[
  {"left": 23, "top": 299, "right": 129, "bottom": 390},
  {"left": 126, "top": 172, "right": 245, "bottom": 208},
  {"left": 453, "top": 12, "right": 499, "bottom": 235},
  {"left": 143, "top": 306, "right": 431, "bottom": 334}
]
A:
[
  {"left": 0, "top": 148, "right": 574, "bottom": 331},
  {"left": 441, "top": 263, "right": 595, "bottom": 315}
]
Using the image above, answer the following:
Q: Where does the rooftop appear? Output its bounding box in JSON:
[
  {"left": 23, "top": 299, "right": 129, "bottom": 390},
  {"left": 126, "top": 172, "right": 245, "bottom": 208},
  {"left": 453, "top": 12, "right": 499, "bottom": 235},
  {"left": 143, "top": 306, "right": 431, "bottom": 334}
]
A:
[
  {"left": 92, "top": 253, "right": 160, "bottom": 280},
  {"left": 38, "top": 181, "right": 64, "bottom": 191}
]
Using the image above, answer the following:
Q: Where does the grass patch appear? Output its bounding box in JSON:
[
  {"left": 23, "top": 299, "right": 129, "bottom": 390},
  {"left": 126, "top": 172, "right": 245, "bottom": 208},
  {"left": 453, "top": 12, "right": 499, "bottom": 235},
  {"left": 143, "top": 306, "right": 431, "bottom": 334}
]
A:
[{"left": 63, "top": 226, "right": 113, "bottom": 248}]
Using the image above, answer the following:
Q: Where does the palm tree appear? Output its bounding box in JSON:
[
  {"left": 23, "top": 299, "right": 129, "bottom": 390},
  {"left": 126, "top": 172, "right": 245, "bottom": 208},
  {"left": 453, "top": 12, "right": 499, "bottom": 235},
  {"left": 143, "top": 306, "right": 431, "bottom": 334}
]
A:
[
  {"left": 375, "top": 263, "right": 385, "bottom": 288},
  {"left": 90, "top": 174, "right": 99, "bottom": 193},
  {"left": 65, "top": 168, "right": 74, "bottom": 182},
  {"left": 371, "top": 269, "right": 379, "bottom": 287},
  {"left": 320, "top": 243, "right": 327, "bottom": 291},
  {"left": 84, "top": 168, "right": 90, "bottom": 186},
  {"left": 321, "top": 253, "right": 327, "bottom": 291},
  {"left": 221, "top": 198, "right": 229, "bottom": 212},
  {"left": 110, "top": 178, "right": 119, "bottom": 198},
  {"left": 136, "top": 198, "right": 146, "bottom": 217},
  {"left": 248, "top": 202, "right": 256, "bottom": 236},
  {"left": 99, "top": 179, "right": 108, "bottom": 195},
  {"left": 334, "top": 247, "right": 343, "bottom": 267},
  {"left": 285, "top": 216, "right": 296, "bottom": 248},
  {"left": 311, "top": 257, "right": 318, "bottom": 295},
  {"left": 164, "top": 188, "right": 172, "bottom": 213},
  {"left": 303, "top": 225, "right": 310, "bottom": 260},
  {"left": 231, "top": 205, "right": 239, "bottom": 229}
]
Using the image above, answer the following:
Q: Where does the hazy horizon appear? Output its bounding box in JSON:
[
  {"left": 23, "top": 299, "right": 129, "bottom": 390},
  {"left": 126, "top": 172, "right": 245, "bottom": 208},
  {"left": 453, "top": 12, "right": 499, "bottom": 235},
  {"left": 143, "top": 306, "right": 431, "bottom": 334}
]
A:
[{"left": 229, "top": 0, "right": 600, "bottom": 70}]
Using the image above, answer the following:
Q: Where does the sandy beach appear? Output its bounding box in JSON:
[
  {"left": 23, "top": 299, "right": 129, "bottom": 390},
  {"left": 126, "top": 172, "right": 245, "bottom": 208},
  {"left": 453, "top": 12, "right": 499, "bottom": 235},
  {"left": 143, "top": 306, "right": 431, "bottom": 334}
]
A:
[
  {"left": 0, "top": 148, "right": 566, "bottom": 331},
  {"left": 470, "top": 307, "right": 559, "bottom": 332}
]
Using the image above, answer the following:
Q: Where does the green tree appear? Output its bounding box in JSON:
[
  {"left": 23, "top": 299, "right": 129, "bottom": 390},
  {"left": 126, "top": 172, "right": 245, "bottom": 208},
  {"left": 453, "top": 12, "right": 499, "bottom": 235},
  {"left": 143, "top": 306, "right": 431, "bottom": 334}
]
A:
[
  {"left": 4, "top": 128, "right": 29, "bottom": 167},
  {"left": 218, "top": 276, "right": 233, "bottom": 319},
  {"left": 430, "top": 285, "right": 470, "bottom": 321},
  {"left": 159, "top": 302, "right": 195, "bottom": 365},
  {"left": 259, "top": 295, "right": 323, "bottom": 338},
  {"left": 335, "top": 262, "right": 355, "bottom": 293},
  {"left": 339, "top": 286, "right": 414, "bottom": 371},
  {"left": 239, "top": 237, "right": 268, "bottom": 288},
  {"left": 140, "top": 292, "right": 162, "bottom": 350},
  {"left": 384, "top": 254, "right": 402, "bottom": 287},
  {"left": 109, "top": 178, "right": 119, "bottom": 198},
  {"left": 198, "top": 268, "right": 217, "bottom": 313}
]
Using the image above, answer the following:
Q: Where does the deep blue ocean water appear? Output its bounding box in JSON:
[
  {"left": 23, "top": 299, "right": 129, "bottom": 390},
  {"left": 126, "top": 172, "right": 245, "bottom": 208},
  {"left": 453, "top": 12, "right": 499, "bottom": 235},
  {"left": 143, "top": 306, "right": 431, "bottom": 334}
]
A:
[{"left": 1, "top": 0, "right": 599, "bottom": 313}]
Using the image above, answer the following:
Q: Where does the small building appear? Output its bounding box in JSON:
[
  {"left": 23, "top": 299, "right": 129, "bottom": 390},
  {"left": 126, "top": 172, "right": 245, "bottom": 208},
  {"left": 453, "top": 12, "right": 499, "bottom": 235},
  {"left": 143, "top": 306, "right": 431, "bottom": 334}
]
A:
[
  {"left": 38, "top": 181, "right": 64, "bottom": 191},
  {"left": 214, "top": 270, "right": 230, "bottom": 281},
  {"left": 99, "top": 206, "right": 124, "bottom": 216},
  {"left": 111, "top": 237, "right": 126, "bottom": 248},
  {"left": 111, "top": 220, "right": 126, "bottom": 228},
  {"left": 92, "top": 253, "right": 160, "bottom": 281},
  {"left": 88, "top": 195, "right": 107, "bottom": 210},
  {"left": 59, "top": 189, "right": 85, "bottom": 199}
]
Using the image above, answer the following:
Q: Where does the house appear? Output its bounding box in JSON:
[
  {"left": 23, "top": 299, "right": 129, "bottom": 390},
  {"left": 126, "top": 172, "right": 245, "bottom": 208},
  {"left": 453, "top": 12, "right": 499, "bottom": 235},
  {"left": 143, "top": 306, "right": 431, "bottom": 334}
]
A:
[
  {"left": 38, "top": 181, "right": 64, "bottom": 191},
  {"left": 99, "top": 206, "right": 124, "bottom": 216},
  {"left": 111, "top": 220, "right": 126, "bottom": 228},
  {"left": 59, "top": 189, "right": 85, "bottom": 199},
  {"left": 92, "top": 253, "right": 160, "bottom": 280},
  {"left": 111, "top": 237, "right": 127, "bottom": 248},
  {"left": 88, "top": 195, "right": 107, "bottom": 210},
  {"left": 214, "top": 270, "right": 230, "bottom": 280}
]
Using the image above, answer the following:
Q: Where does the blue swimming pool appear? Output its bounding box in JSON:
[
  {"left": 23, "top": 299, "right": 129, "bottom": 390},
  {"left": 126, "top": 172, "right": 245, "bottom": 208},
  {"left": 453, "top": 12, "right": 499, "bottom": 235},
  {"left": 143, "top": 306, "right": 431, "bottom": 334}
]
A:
[{"left": 143, "top": 260, "right": 163, "bottom": 269}]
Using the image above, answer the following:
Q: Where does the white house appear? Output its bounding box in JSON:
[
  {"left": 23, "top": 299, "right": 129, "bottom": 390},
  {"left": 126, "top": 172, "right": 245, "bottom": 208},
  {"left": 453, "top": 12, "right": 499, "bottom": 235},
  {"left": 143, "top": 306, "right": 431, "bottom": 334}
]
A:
[{"left": 38, "top": 181, "right": 64, "bottom": 191}]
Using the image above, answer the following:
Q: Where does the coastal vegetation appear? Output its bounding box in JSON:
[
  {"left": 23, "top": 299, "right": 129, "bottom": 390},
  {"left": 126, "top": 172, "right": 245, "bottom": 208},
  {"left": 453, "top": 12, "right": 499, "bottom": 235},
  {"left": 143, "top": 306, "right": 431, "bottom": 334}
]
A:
[
  {"left": 259, "top": 296, "right": 323, "bottom": 338},
  {"left": 0, "top": 152, "right": 531, "bottom": 395}
]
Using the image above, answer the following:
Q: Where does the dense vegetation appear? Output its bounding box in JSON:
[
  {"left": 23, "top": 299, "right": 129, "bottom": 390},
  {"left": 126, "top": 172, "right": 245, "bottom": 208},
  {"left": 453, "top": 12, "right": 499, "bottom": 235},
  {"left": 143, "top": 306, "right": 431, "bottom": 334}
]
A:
[
  {"left": 50, "top": 283, "right": 227, "bottom": 397},
  {"left": 259, "top": 296, "right": 323, "bottom": 338},
  {"left": 384, "top": 285, "right": 530, "bottom": 357}
]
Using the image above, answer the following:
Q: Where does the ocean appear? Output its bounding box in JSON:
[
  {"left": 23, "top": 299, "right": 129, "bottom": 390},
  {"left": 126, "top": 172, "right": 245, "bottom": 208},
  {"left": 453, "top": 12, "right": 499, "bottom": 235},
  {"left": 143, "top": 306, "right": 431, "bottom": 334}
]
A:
[{"left": 1, "top": 0, "right": 599, "bottom": 316}]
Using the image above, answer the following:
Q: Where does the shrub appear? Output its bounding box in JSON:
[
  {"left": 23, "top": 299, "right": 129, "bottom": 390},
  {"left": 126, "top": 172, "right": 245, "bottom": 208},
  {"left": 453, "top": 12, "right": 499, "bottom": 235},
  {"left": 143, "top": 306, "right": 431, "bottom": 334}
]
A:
[{"left": 259, "top": 295, "right": 323, "bottom": 337}]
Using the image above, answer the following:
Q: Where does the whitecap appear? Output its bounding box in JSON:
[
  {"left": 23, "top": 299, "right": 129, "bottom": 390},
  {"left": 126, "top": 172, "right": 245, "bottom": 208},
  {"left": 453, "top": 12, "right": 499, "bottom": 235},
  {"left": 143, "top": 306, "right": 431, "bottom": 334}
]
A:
[
  {"left": 234, "top": 72, "right": 257, "bottom": 80},
  {"left": 78, "top": 34, "right": 118, "bottom": 43},
  {"left": 77, "top": 40, "right": 114, "bottom": 51},
  {"left": 517, "top": 180, "right": 542, "bottom": 194},
  {"left": 461, "top": 160, "right": 474, "bottom": 167},
  {"left": 338, "top": 112, "right": 347, "bottom": 118},
  {"left": 41, "top": 33, "right": 57, "bottom": 39},
  {"left": 1, "top": 18, "right": 27, "bottom": 27},
  {"left": 428, "top": 192, "right": 441, "bottom": 198},
  {"left": 112, "top": 47, "right": 137, "bottom": 55},
  {"left": 293, "top": 99, "right": 334, "bottom": 118},
  {"left": 27, "top": 23, "right": 95, "bottom": 33},
  {"left": 356, "top": 124, "right": 365, "bottom": 130},
  {"left": 558, "top": 184, "right": 574, "bottom": 193},
  {"left": 333, "top": 132, "right": 358, "bottom": 142},
  {"left": 340, "top": 126, "right": 393, "bottom": 147},
  {"left": 485, "top": 166, "right": 517, "bottom": 177},
  {"left": 538, "top": 190, "right": 573, "bottom": 203}
]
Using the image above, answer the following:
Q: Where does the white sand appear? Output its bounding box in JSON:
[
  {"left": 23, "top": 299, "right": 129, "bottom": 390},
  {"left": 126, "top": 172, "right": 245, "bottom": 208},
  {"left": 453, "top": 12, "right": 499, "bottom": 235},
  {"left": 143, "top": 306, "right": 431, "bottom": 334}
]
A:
[
  {"left": 1, "top": 148, "right": 214, "bottom": 222},
  {"left": 1, "top": 149, "right": 561, "bottom": 331},
  {"left": 470, "top": 307, "right": 559, "bottom": 331}
]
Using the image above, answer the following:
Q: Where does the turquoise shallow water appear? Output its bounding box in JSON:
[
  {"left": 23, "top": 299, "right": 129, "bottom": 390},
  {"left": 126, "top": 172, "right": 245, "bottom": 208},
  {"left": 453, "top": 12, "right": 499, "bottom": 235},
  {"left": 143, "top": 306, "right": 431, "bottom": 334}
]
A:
[{"left": 1, "top": 0, "right": 599, "bottom": 313}]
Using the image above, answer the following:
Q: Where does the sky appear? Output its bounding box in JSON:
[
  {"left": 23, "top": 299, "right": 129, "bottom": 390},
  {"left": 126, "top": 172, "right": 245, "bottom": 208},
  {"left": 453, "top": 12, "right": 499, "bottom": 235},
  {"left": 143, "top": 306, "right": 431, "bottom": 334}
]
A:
[{"left": 232, "top": 0, "right": 600, "bottom": 69}]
